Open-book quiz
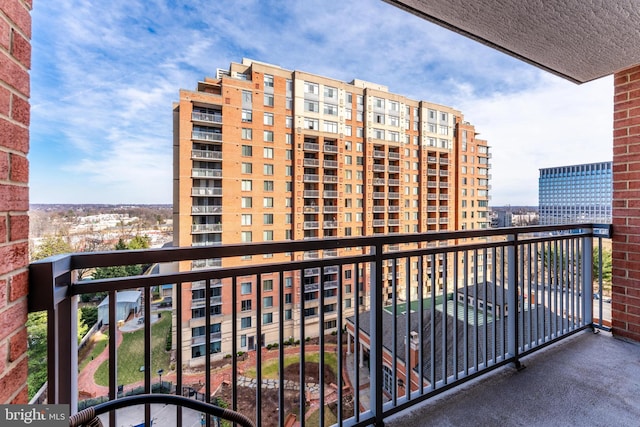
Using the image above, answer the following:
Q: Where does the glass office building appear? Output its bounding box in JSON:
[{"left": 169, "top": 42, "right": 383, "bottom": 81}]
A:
[{"left": 539, "top": 161, "right": 612, "bottom": 225}]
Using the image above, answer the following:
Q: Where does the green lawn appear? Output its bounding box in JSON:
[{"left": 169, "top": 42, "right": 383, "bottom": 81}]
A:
[
  {"left": 79, "top": 330, "right": 109, "bottom": 372},
  {"left": 306, "top": 405, "right": 338, "bottom": 426},
  {"left": 244, "top": 351, "right": 338, "bottom": 380},
  {"left": 94, "top": 315, "right": 171, "bottom": 386}
]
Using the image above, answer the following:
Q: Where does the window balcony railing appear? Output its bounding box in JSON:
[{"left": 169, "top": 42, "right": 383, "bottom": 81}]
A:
[
  {"left": 192, "top": 187, "right": 222, "bottom": 197},
  {"left": 191, "top": 150, "right": 222, "bottom": 161},
  {"left": 303, "top": 174, "right": 319, "bottom": 182},
  {"left": 191, "top": 131, "right": 222, "bottom": 142},
  {"left": 191, "top": 224, "right": 222, "bottom": 233},
  {"left": 191, "top": 111, "right": 222, "bottom": 124},
  {"left": 29, "top": 224, "right": 611, "bottom": 427},
  {"left": 191, "top": 205, "right": 222, "bottom": 215},
  {"left": 192, "top": 168, "right": 222, "bottom": 178}
]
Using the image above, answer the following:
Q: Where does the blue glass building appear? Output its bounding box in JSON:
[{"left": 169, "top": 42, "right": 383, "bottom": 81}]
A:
[{"left": 539, "top": 161, "right": 612, "bottom": 225}]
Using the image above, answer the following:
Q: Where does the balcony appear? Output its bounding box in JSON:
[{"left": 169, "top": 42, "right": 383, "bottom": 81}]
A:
[
  {"left": 303, "top": 221, "right": 319, "bottom": 229},
  {"left": 323, "top": 175, "right": 339, "bottom": 183},
  {"left": 323, "top": 160, "right": 338, "bottom": 169},
  {"left": 303, "top": 174, "right": 319, "bottom": 182},
  {"left": 388, "top": 206, "right": 400, "bottom": 213},
  {"left": 191, "top": 111, "right": 222, "bottom": 124},
  {"left": 303, "top": 142, "right": 319, "bottom": 151},
  {"left": 373, "top": 150, "right": 386, "bottom": 158},
  {"left": 324, "top": 144, "right": 338, "bottom": 153},
  {"left": 191, "top": 168, "right": 222, "bottom": 178},
  {"left": 191, "top": 187, "right": 222, "bottom": 197},
  {"left": 29, "top": 224, "right": 613, "bottom": 427},
  {"left": 388, "top": 152, "right": 400, "bottom": 160},
  {"left": 323, "top": 190, "right": 338, "bottom": 198},
  {"left": 323, "top": 220, "right": 338, "bottom": 229},
  {"left": 373, "top": 178, "right": 386, "bottom": 185},
  {"left": 191, "top": 224, "right": 222, "bottom": 233},
  {"left": 191, "top": 150, "right": 222, "bottom": 161},
  {"left": 303, "top": 158, "right": 320, "bottom": 167},
  {"left": 191, "top": 131, "right": 222, "bottom": 142},
  {"left": 373, "top": 164, "right": 386, "bottom": 172},
  {"left": 303, "top": 205, "right": 320, "bottom": 213},
  {"left": 191, "top": 205, "right": 222, "bottom": 214},
  {"left": 303, "top": 190, "right": 319, "bottom": 198},
  {"left": 373, "top": 206, "right": 386, "bottom": 213},
  {"left": 323, "top": 205, "right": 338, "bottom": 214}
]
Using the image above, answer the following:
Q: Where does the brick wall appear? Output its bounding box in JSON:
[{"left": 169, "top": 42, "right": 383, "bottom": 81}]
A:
[
  {"left": 612, "top": 64, "right": 640, "bottom": 342},
  {"left": 0, "top": 0, "right": 31, "bottom": 404}
]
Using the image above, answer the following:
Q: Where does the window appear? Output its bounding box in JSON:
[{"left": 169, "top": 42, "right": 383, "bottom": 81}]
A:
[
  {"left": 241, "top": 128, "right": 252, "bottom": 140},
  {"left": 241, "top": 317, "right": 252, "bottom": 329},
  {"left": 241, "top": 197, "right": 252, "bottom": 208},
  {"left": 374, "top": 129, "right": 384, "bottom": 139},
  {"left": 304, "top": 100, "right": 319, "bottom": 112},
  {"left": 263, "top": 197, "right": 274, "bottom": 208},
  {"left": 389, "top": 101, "right": 399, "bottom": 112},
  {"left": 263, "top": 147, "right": 274, "bottom": 158},
  {"left": 304, "top": 81, "right": 319, "bottom": 95},
  {"left": 345, "top": 184, "right": 352, "bottom": 194},
  {"left": 285, "top": 309, "right": 292, "bottom": 320},
  {"left": 346, "top": 109, "right": 352, "bottom": 120},
  {"left": 374, "top": 113, "right": 385, "bottom": 124},
  {"left": 263, "top": 279, "right": 273, "bottom": 291},
  {"left": 241, "top": 145, "right": 252, "bottom": 156},
  {"left": 263, "top": 230, "right": 273, "bottom": 241},
  {"left": 285, "top": 149, "right": 292, "bottom": 160},
  {"left": 241, "top": 180, "right": 252, "bottom": 191},
  {"left": 285, "top": 277, "right": 293, "bottom": 288},
  {"left": 389, "top": 131, "right": 399, "bottom": 142},
  {"left": 240, "top": 335, "right": 246, "bottom": 347},
  {"left": 356, "top": 111, "right": 363, "bottom": 122},
  {"left": 285, "top": 214, "right": 292, "bottom": 224},
  {"left": 263, "top": 180, "right": 274, "bottom": 192},
  {"left": 374, "top": 97, "right": 384, "bottom": 109},
  {"left": 263, "top": 112, "right": 274, "bottom": 126},
  {"left": 324, "top": 103, "right": 338, "bottom": 115},
  {"left": 285, "top": 165, "right": 292, "bottom": 176},
  {"left": 356, "top": 142, "right": 363, "bottom": 152},
  {"left": 241, "top": 282, "right": 252, "bottom": 295},
  {"left": 264, "top": 164, "right": 274, "bottom": 175},
  {"left": 264, "top": 74, "right": 274, "bottom": 88},
  {"left": 324, "top": 86, "right": 337, "bottom": 99},
  {"left": 242, "top": 90, "right": 252, "bottom": 104},
  {"left": 241, "top": 300, "right": 252, "bottom": 311},
  {"left": 241, "top": 162, "right": 252, "bottom": 174},
  {"left": 262, "top": 313, "right": 273, "bottom": 324},
  {"left": 357, "top": 127, "right": 364, "bottom": 137},
  {"left": 263, "top": 296, "right": 273, "bottom": 308},
  {"left": 345, "top": 125, "right": 352, "bottom": 136},
  {"left": 285, "top": 293, "right": 292, "bottom": 304},
  {"left": 241, "top": 109, "right": 252, "bottom": 122},
  {"left": 262, "top": 213, "right": 274, "bottom": 225},
  {"left": 285, "top": 116, "right": 292, "bottom": 128},
  {"left": 241, "top": 231, "right": 252, "bottom": 242},
  {"left": 286, "top": 182, "right": 292, "bottom": 191},
  {"left": 345, "top": 155, "right": 352, "bottom": 165},
  {"left": 264, "top": 130, "right": 274, "bottom": 142},
  {"left": 241, "top": 214, "right": 252, "bottom": 225},
  {"left": 304, "top": 118, "right": 319, "bottom": 130},
  {"left": 264, "top": 93, "right": 274, "bottom": 107},
  {"left": 389, "top": 116, "right": 399, "bottom": 127}
]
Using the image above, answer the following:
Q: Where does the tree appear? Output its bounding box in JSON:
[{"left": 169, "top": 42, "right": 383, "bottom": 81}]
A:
[
  {"left": 80, "top": 306, "right": 99, "bottom": 330},
  {"left": 92, "top": 235, "right": 151, "bottom": 280},
  {"left": 27, "top": 311, "right": 48, "bottom": 399},
  {"left": 593, "top": 246, "right": 612, "bottom": 284},
  {"left": 31, "top": 235, "right": 73, "bottom": 261}
]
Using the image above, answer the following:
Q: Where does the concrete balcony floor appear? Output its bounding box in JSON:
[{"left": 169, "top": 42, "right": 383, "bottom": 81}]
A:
[{"left": 387, "top": 330, "right": 640, "bottom": 426}]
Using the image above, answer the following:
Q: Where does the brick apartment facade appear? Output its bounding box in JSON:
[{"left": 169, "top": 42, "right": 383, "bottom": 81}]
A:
[
  {"left": 173, "top": 59, "right": 490, "bottom": 366},
  {"left": 0, "top": 0, "right": 31, "bottom": 404}
]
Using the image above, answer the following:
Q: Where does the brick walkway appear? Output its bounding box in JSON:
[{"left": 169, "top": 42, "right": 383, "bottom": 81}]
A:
[{"left": 77, "top": 329, "right": 123, "bottom": 398}]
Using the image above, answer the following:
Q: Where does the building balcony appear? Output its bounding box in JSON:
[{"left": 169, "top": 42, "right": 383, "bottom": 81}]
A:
[
  {"left": 303, "top": 221, "right": 319, "bottom": 229},
  {"left": 191, "top": 111, "right": 222, "bottom": 124},
  {"left": 191, "top": 331, "right": 222, "bottom": 346},
  {"left": 388, "top": 152, "right": 400, "bottom": 160},
  {"left": 388, "top": 165, "right": 400, "bottom": 173},
  {"left": 323, "top": 190, "right": 338, "bottom": 198},
  {"left": 324, "top": 144, "right": 338, "bottom": 153},
  {"left": 373, "top": 178, "right": 386, "bottom": 185},
  {"left": 192, "top": 168, "right": 222, "bottom": 178},
  {"left": 323, "top": 160, "right": 338, "bottom": 169},
  {"left": 191, "top": 187, "right": 222, "bottom": 197},
  {"left": 323, "top": 220, "right": 338, "bottom": 229},
  {"left": 303, "top": 142, "right": 319, "bottom": 151},
  {"left": 388, "top": 179, "right": 400, "bottom": 186},
  {"left": 303, "top": 205, "right": 320, "bottom": 213},
  {"left": 323, "top": 205, "right": 338, "bottom": 214},
  {"left": 303, "top": 158, "right": 320, "bottom": 167},
  {"left": 373, "top": 206, "right": 386, "bottom": 213},
  {"left": 191, "top": 150, "right": 222, "bottom": 161},
  {"left": 191, "top": 205, "right": 222, "bottom": 214},
  {"left": 29, "top": 224, "right": 613, "bottom": 427},
  {"left": 303, "top": 174, "right": 319, "bottom": 182},
  {"left": 388, "top": 206, "right": 400, "bottom": 213},
  {"left": 323, "top": 175, "right": 339, "bottom": 183},
  {"left": 388, "top": 192, "right": 400, "bottom": 199},
  {"left": 388, "top": 219, "right": 400, "bottom": 226},
  {"left": 303, "top": 190, "right": 319, "bottom": 198},
  {"left": 191, "top": 131, "right": 222, "bottom": 142},
  {"left": 373, "top": 150, "right": 386, "bottom": 158},
  {"left": 373, "top": 219, "right": 386, "bottom": 227},
  {"left": 373, "top": 192, "right": 386, "bottom": 199},
  {"left": 191, "top": 296, "right": 223, "bottom": 309},
  {"left": 373, "top": 164, "right": 386, "bottom": 172}
]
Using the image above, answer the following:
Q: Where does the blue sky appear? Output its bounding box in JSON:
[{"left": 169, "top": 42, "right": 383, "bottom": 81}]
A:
[{"left": 30, "top": 0, "right": 613, "bottom": 205}]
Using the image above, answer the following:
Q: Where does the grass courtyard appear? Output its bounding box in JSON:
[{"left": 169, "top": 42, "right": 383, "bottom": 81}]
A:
[{"left": 94, "top": 314, "right": 172, "bottom": 386}]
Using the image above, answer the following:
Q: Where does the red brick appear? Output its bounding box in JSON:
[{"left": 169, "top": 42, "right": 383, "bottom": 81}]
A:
[
  {"left": 0, "top": 279, "right": 6, "bottom": 310},
  {"left": 0, "top": 216, "right": 6, "bottom": 244},
  {"left": 614, "top": 74, "right": 629, "bottom": 86},
  {"left": 9, "top": 384, "right": 27, "bottom": 404},
  {"left": 8, "top": 327, "right": 25, "bottom": 362},
  {"left": 0, "top": 51, "right": 29, "bottom": 95},
  {"left": 0, "top": 17, "right": 8, "bottom": 50},
  {"left": 0, "top": 0, "right": 31, "bottom": 38},
  {"left": 9, "top": 153, "right": 27, "bottom": 182},
  {"left": 0, "top": 342, "right": 6, "bottom": 374},
  {"left": 8, "top": 213, "right": 26, "bottom": 241},
  {"left": 0, "top": 85, "right": 9, "bottom": 116},
  {"left": 614, "top": 128, "right": 628, "bottom": 138},
  {"left": 615, "top": 116, "right": 640, "bottom": 129},
  {"left": 0, "top": 356, "right": 27, "bottom": 403},
  {"left": 0, "top": 184, "right": 28, "bottom": 211},
  {"left": 0, "top": 151, "right": 7, "bottom": 180},
  {"left": 8, "top": 270, "right": 26, "bottom": 301},
  {"left": 0, "top": 120, "right": 28, "bottom": 153},
  {"left": 9, "top": 29, "right": 29, "bottom": 69},
  {"left": 0, "top": 300, "right": 26, "bottom": 343},
  {"left": 10, "top": 93, "right": 28, "bottom": 125},
  {"left": 0, "top": 243, "right": 27, "bottom": 276},
  {"left": 614, "top": 92, "right": 628, "bottom": 103}
]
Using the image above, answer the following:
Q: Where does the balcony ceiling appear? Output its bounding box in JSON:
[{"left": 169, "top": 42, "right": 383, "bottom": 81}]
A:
[{"left": 384, "top": 0, "right": 640, "bottom": 83}]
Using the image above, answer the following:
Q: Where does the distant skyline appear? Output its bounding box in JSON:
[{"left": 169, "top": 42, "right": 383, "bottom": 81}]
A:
[{"left": 30, "top": 1, "right": 613, "bottom": 205}]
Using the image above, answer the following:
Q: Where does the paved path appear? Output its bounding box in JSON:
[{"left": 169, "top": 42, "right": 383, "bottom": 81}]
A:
[{"left": 77, "top": 329, "right": 123, "bottom": 398}]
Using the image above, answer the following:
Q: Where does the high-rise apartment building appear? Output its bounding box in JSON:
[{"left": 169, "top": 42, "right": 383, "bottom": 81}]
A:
[
  {"left": 173, "top": 59, "right": 490, "bottom": 366},
  {"left": 539, "top": 161, "right": 612, "bottom": 225}
]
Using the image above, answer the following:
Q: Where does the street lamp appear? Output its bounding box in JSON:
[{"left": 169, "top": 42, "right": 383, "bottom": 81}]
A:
[{"left": 157, "top": 368, "right": 164, "bottom": 390}]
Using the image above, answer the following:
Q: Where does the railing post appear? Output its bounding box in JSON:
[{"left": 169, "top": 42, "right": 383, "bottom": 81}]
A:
[
  {"left": 370, "top": 243, "right": 384, "bottom": 426},
  {"left": 52, "top": 291, "right": 79, "bottom": 413},
  {"left": 507, "top": 234, "right": 520, "bottom": 368},
  {"left": 583, "top": 232, "right": 593, "bottom": 326}
]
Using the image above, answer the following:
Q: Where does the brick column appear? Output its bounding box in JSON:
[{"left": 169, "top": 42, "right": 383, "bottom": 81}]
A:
[
  {"left": 0, "top": 0, "right": 31, "bottom": 403},
  {"left": 612, "top": 65, "right": 640, "bottom": 342}
]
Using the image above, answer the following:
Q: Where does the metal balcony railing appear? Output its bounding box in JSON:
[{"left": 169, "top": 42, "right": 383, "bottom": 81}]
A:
[
  {"left": 191, "top": 131, "right": 222, "bottom": 142},
  {"left": 29, "top": 224, "right": 611, "bottom": 427},
  {"left": 191, "top": 111, "right": 222, "bottom": 124}
]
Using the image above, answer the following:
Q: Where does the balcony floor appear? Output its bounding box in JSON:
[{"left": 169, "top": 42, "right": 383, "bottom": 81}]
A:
[{"left": 387, "top": 330, "right": 640, "bottom": 426}]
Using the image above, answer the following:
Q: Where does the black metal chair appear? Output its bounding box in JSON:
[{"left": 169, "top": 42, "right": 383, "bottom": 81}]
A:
[{"left": 69, "top": 394, "right": 254, "bottom": 427}]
